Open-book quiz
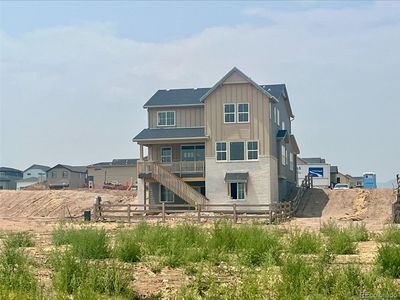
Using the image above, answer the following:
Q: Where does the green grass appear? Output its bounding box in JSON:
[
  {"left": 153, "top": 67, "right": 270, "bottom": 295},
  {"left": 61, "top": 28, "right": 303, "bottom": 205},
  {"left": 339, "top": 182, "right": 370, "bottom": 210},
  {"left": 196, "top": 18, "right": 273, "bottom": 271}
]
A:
[
  {"left": 346, "top": 223, "right": 369, "bottom": 242},
  {"left": 327, "top": 229, "right": 357, "bottom": 254},
  {"left": 380, "top": 226, "right": 400, "bottom": 245},
  {"left": 376, "top": 245, "right": 400, "bottom": 278},
  {"left": 4, "top": 231, "right": 35, "bottom": 248},
  {"left": 286, "top": 228, "right": 323, "bottom": 254},
  {"left": 113, "top": 229, "right": 141, "bottom": 262}
]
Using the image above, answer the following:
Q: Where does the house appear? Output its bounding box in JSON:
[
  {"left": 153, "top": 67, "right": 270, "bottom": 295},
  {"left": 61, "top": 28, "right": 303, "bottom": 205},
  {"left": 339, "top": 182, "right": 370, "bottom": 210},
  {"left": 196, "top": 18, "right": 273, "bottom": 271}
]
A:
[
  {"left": 336, "top": 172, "right": 352, "bottom": 185},
  {"left": 23, "top": 164, "right": 50, "bottom": 181},
  {"left": 16, "top": 177, "right": 40, "bottom": 190},
  {"left": 46, "top": 164, "right": 87, "bottom": 189},
  {"left": 349, "top": 176, "right": 364, "bottom": 188},
  {"left": 330, "top": 165, "right": 338, "bottom": 185},
  {"left": 0, "top": 167, "right": 23, "bottom": 190},
  {"left": 87, "top": 159, "right": 138, "bottom": 189},
  {"left": 132, "top": 67, "right": 300, "bottom": 206},
  {"left": 297, "top": 157, "right": 331, "bottom": 188}
]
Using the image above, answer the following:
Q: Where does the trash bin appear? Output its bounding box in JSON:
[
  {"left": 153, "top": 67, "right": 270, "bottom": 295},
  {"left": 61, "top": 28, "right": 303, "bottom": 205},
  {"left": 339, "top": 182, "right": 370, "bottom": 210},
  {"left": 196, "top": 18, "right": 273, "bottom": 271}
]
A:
[{"left": 83, "top": 210, "right": 91, "bottom": 222}]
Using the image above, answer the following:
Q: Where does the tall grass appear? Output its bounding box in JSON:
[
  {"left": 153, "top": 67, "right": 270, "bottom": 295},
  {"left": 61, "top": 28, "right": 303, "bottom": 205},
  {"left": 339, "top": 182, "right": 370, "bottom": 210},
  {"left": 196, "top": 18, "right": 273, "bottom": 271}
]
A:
[
  {"left": 321, "top": 221, "right": 358, "bottom": 254},
  {"left": 376, "top": 245, "right": 400, "bottom": 278},
  {"left": 286, "top": 229, "right": 323, "bottom": 254},
  {"left": 380, "top": 226, "right": 400, "bottom": 245},
  {"left": 4, "top": 231, "right": 35, "bottom": 248},
  {"left": 114, "top": 229, "right": 141, "bottom": 262}
]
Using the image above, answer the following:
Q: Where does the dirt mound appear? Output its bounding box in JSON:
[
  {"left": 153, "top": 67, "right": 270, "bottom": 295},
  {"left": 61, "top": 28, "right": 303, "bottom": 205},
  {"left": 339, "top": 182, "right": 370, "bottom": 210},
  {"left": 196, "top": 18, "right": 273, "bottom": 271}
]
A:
[
  {"left": 295, "top": 188, "right": 394, "bottom": 229},
  {"left": 0, "top": 189, "right": 137, "bottom": 219}
]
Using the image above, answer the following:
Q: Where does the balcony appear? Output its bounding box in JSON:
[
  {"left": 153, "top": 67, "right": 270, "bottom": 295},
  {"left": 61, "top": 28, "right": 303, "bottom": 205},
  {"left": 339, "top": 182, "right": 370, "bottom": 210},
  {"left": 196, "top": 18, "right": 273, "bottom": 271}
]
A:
[{"left": 138, "top": 160, "right": 205, "bottom": 179}]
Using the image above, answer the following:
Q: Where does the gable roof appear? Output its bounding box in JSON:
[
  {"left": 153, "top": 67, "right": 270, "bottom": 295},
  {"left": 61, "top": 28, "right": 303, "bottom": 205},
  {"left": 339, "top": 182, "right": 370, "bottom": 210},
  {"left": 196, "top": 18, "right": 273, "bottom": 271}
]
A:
[
  {"left": 23, "top": 164, "right": 51, "bottom": 173},
  {"left": 47, "top": 164, "right": 87, "bottom": 173},
  {"left": 0, "top": 167, "right": 22, "bottom": 173},
  {"left": 143, "top": 88, "right": 210, "bottom": 108},
  {"left": 200, "top": 67, "right": 277, "bottom": 103},
  {"left": 261, "top": 84, "right": 294, "bottom": 118}
]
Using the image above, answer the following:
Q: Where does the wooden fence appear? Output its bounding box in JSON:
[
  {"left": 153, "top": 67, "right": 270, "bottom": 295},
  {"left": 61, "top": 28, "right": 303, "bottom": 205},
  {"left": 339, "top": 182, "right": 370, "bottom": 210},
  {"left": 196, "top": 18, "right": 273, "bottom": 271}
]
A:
[{"left": 93, "top": 202, "right": 292, "bottom": 224}]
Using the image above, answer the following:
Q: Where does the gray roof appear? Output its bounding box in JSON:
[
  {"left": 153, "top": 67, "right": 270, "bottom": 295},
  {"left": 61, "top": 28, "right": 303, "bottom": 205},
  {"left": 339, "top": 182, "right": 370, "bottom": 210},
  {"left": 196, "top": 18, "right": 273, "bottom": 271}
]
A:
[
  {"left": 224, "top": 172, "right": 249, "bottom": 183},
  {"left": 330, "top": 166, "right": 338, "bottom": 173},
  {"left": 47, "top": 164, "right": 87, "bottom": 173},
  {"left": 133, "top": 128, "right": 206, "bottom": 141},
  {"left": 301, "top": 158, "right": 326, "bottom": 164},
  {"left": 24, "top": 164, "right": 51, "bottom": 172},
  {"left": 0, "top": 167, "right": 23, "bottom": 173},
  {"left": 261, "top": 84, "right": 286, "bottom": 100},
  {"left": 111, "top": 159, "right": 138, "bottom": 166},
  {"left": 144, "top": 88, "right": 210, "bottom": 107}
]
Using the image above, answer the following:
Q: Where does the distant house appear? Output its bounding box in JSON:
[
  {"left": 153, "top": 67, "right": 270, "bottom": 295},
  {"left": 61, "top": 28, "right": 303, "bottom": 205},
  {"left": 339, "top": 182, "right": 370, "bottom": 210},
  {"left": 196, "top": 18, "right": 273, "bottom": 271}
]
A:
[
  {"left": 46, "top": 164, "right": 87, "bottom": 189},
  {"left": 23, "top": 164, "right": 50, "bottom": 181},
  {"left": 297, "top": 157, "right": 331, "bottom": 188},
  {"left": 330, "top": 166, "right": 338, "bottom": 185},
  {"left": 87, "top": 159, "right": 138, "bottom": 189},
  {"left": 16, "top": 177, "right": 40, "bottom": 190},
  {"left": 0, "top": 167, "right": 23, "bottom": 190},
  {"left": 336, "top": 172, "right": 352, "bottom": 185},
  {"left": 348, "top": 176, "right": 364, "bottom": 188}
]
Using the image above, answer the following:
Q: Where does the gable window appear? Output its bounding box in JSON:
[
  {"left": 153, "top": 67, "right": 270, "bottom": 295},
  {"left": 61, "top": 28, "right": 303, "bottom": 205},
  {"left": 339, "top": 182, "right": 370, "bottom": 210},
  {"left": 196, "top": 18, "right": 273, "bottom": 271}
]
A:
[
  {"left": 224, "top": 104, "right": 236, "bottom": 123},
  {"left": 230, "top": 182, "right": 246, "bottom": 200},
  {"left": 160, "top": 185, "right": 174, "bottom": 203},
  {"left": 281, "top": 145, "right": 286, "bottom": 166},
  {"left": 216, "top": 142, "right": 227, "bottom": 161},
  {"left": 157, "top": 111, "right": 175, "bottom": 126},
  {"left": 290, "top": 153, "right": 294, "bottom": 171},
  {"left": 230, "top": 142, "right": 245, "bottom": 161},
  {"left": 237, "top": 103, "right": 249, "bottom": 123},
  {"left": 161, "top": 147, "right": 172, "bottom": 163},
  {"left": 247, "top": 141, "right": 258, "bottom": 160},
  {"left": 62, "top": 171, "right": 68, "bottom": 178}
]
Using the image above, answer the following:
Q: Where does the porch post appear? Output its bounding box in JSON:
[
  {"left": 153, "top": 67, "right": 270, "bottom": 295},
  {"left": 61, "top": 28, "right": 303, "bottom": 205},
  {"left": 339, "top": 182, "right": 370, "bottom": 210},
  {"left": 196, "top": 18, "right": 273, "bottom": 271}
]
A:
[{"left": 140, "top": 144, "right": 144, "bottom": 160}]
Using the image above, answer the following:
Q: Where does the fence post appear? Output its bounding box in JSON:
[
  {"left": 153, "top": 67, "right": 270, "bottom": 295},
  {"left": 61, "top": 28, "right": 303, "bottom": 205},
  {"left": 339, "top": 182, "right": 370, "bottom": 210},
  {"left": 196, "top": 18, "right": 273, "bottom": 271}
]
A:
[
  {"left": 127, "top": 204, "right": 131, "bottom": 223},
  {"left": 162, "top": 202, "right": 166, "bottom": 222},
  {"left": 93, "top": 204, "right": 98, "bottom": 221},
  {"left": 197, "top": 204, "right": 201, "bottom": 223},
  {"left": 233, "top": 203, "right": 237, "bottom": 224}
]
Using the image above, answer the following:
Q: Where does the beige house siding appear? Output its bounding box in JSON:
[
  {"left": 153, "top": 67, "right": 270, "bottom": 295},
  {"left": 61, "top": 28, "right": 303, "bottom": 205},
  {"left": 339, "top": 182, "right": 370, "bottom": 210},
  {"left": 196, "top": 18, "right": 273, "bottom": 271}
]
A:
[
  {"left": 88, "top": 166, "right": 137, "bottom": 189},
  {"left": 203, "top": 82, "right": 270, "bottom": 158},
  {"left": 336, "top": 172, "right": 351, "bottom": 185},
  {"left": 148, "top": 106, "right": 204, "bottom": 128}
]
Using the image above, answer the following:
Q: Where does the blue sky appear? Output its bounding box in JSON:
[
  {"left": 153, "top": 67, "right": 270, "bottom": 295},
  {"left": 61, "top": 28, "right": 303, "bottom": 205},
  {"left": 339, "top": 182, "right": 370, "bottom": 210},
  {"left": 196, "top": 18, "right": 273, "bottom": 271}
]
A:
[{"left": 0, "top": 1, "right": 399, "bottom": 182}]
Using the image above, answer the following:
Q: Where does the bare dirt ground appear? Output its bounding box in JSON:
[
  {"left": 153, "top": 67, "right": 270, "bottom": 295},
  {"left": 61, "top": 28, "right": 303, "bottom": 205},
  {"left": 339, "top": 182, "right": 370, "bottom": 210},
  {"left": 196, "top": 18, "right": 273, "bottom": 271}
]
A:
[
  {"left": 292, "top": 188, "right": 395, "bottom": 231},
  {"left": 0, "top": 189, "right": 137, "bottom": 232}
]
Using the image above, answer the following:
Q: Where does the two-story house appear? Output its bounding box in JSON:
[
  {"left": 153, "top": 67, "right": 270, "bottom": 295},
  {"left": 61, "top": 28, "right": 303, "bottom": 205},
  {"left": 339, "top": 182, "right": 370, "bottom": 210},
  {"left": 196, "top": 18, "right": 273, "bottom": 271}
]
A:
[{"left": 133, "top": 67, "right": 299, "bottom": 206}]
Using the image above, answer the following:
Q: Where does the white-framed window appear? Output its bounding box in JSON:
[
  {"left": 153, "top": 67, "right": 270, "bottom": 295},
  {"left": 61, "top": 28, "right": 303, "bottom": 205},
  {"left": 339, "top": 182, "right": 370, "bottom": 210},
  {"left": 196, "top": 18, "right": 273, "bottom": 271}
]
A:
[
  {"left": 230, "top": 142, "right": 245, "bottom": 161},
  {"left": 274, "top": 106, "right": 277, "bottom": 123},
  {"left": 270, "top": 103, "right": 272, "bottom": 119},
  {"left": 285, "top": 148, "right": 288, "bottom": 165},
  {"left": 237, "top": 103, "right": 249, "bottom": 123},
  {"left": 157, "top": 111, "right": 175, "bottom": 126},
  {"left": 282, "top": 121, "right": 285, "bottom": 130},
  {"left": 224, "top": 104, "right": 236, "bottom": 123},
  {"left": 160, "top": 147, "right": 172, "bottom": 163},
  {"left": 160, "top": 185, "right": 174, "bottom": 203},
  {"left": 277, "top": 108, "right": 280, "bottom": 125},
  {"left": 281, "top": 144, "right": 286, "bottom": 166},
  {"left": 290, "top": 152, "right": 294, "bottom": 171},
  {"left": 247, "top": 141, "right": 258, "bottom": 160},
  {"left": 230, "top": 182, "right": 246, "bottom": 200},
  {"left": 216, "top": 142, "right": 227, "bottom": 161}
]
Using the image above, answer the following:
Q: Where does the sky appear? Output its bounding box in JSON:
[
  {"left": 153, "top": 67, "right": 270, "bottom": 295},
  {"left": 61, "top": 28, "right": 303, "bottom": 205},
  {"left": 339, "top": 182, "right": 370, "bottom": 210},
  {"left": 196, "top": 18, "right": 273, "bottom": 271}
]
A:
[{"left": 0, "top": 1, "right": 399, "bottom": 182}]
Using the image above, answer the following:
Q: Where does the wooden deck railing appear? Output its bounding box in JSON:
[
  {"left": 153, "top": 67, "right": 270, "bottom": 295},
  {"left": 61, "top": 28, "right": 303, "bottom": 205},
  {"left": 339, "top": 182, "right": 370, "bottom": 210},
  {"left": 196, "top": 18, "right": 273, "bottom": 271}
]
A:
[
  {"left": 138, "top": 161, "right": 208, "bottom": 205},
  {"left": 93, "top": 202, "right": 292, "bottom": 224},
  {"left": 291, "top": 175, "right": 313, "bottom": 213}
]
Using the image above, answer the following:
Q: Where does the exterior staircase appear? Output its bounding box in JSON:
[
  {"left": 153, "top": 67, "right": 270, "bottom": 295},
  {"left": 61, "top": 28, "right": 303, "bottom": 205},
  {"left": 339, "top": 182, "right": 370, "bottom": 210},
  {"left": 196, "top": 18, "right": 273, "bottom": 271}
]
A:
[{"left": 138, "top": 161, "right": 208, "bottom": 205}]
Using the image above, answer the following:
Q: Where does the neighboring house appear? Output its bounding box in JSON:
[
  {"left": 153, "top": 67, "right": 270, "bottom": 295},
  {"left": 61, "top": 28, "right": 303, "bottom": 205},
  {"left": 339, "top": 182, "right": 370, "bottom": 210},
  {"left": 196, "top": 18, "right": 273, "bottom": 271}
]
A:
[
  {"left": 330, "top": 166, "right": 338, "bottom": 185},
  {"left": 348, "top": 176, "right": 364, "bottom": 188},
  {"left": 0, "top": 167, "right": 23, "bottom": 190},
  {"left": 336, "top": 172, "right": 352, "bottom": 185},
  {"left": 16, "top": 177, "right": 39, "bottom": 190},
  {"left": 23, "top": 164, "right": 50, "bottom": 182},
  {"left": 133, "top": 67, "right": 300, "bottom": 206},
  {"left": 87, "top": 159, "right": 138, "bottom": 188},
  {"left": 297, "top": 157, "right": 331, "bottom": 188},
  {"left": 46, "top": 164, "right": 87, "bottom": 189}
]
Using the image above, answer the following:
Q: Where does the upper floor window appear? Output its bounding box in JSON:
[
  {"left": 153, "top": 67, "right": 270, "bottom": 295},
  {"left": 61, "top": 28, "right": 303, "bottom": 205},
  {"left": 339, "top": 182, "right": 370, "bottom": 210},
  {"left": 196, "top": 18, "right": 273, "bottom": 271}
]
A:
[
  {"left": 277, "top": 108, "right": 280, "bottom": 125},
  {"left": 290, "top": 153, "right": 294, "bottom": 171},
  {"left": 62, "top": 171, "right": 68, "bottom": 178},
  {"left": 247, "top": 141, "right": 259, "bottom": 160},
  {"left": 224, "top": 104, "right": 236, "bottom": 123},
  {"left": 157, "top": 111, "right": 175, "bottom": 126},
  {"left": 161, "top": 147, "right": 172, "bottom": 163},
  {"left": 237, "top": 103, "right": 249, "bottom": 123},
  {"left": 281, "top": 145, "right": 286, "bottom": 166},
  {"left": 274, "top": 106, "right": 277, "bottom": 124},
  {"left": 270, "top": 103, "right": 272, "bottom": 119},
  {"left": 230, "top": 142, "right": 245, "bottom": 161},
  {"left": 282, "top": 121, "right": 285, "bottom": 130},
  {"left": 216, "top": 142, "right": 227, "bottom": 161}
]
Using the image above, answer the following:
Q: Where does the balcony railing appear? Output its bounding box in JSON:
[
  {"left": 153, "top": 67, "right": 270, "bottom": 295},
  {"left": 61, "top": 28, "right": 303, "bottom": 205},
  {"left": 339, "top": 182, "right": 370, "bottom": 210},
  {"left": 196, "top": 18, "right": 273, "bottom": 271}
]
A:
[{"left": 161, "top": 161, "right": 205, "bottom": 177}]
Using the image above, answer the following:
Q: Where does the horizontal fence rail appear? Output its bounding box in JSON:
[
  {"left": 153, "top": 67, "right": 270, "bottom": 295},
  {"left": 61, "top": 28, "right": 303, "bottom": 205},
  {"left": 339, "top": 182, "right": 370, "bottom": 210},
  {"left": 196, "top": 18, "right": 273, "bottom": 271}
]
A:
[{"left": 93, "top": 202, "right": 292, "bottom": 224}]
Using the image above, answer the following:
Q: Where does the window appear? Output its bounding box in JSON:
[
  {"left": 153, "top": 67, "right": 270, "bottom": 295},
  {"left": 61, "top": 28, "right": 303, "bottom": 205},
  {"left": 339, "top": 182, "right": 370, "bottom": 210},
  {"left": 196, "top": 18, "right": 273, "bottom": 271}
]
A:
[
  {"left": 274, "top": 106, "right": 277, "bottom": 123},
  {"left": 160, "top": 185, "right": 174, "bottom": 203},
  {"left": 290, "top": 153, "right": 294, "bottom": 171},
  {"left": 282, "top": 121, "right": 285, "bottom": 130},
  {"left": 270, "top": 103, "right": 272, "bottom": 119},
  {"left": 237, "top": 103, "right": 249, "bottom": 123},
  {"left": 230, "top": 142, "right": 245, "bottom": 161},
  {"left": 62, "top": 171, "right": 68, "bottom": 178},
  {"left": 216, "top": 142, "right": 227, "bottom": 161},
  {"left": 281, "top": 145, "right": 286, "bottom": 165},
  {"left": 247, "top": 141, "right": 258, "bottom": 160},
  {"left": 161, "top": 147, "right": 172, "bottom": 163},
  {"left": 277, "top": 108, "right": 280, "bottom": 125},
  {"left": 27, "top": 172, "right": 31, "bottom": 176},
  {"left": 181, "top": 145, "right": 205, "bottom": 161},
  {"left": 157, "top": 111, "right": 175, "bottom": 126},
  {"left": 230, "top": 182, "right": 246, "bottom": 200},
  {"left": 224, "top": 104, "right": 236, "bottom": 123},
  {"left": 51, "top": 171, "right": 57, "bottom": 178}
]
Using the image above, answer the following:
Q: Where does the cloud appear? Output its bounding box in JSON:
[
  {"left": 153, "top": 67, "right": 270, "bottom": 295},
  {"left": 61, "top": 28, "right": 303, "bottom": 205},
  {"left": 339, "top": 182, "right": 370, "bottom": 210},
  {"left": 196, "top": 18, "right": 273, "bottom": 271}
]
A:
[{"left": 1, "top": 3, "right": 399, "bottom": 180}]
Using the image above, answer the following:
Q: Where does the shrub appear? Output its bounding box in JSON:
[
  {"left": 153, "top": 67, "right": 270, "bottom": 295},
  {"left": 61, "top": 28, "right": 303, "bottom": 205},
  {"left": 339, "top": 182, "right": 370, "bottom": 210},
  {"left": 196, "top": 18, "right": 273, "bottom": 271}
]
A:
[
  {"left": 52, "top": 224, "right": 75, "bottom": 246},
  {"left": 327, "top": 230, "right": 357, "bottom": 255},
  {"left": 347, "top": 223, "right": 369, "bottom": 242},
  {"left": 380, "top": 226, "right": 400, "bottom": 245},
  {"left": 376, "top": 245, "right": 400, "bottom": 278},
  {"left": 4, "top": 231, "right": 35, "bottom": 248},
  {"left": 114, "top": 229, "right": 141, "bottom": 262},
  {"left": 320, "top": 219, "right": 340, "bottom": 236},
  {"left": 287, "top": 229, "right": 322, "bottom": 254}
]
